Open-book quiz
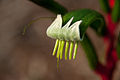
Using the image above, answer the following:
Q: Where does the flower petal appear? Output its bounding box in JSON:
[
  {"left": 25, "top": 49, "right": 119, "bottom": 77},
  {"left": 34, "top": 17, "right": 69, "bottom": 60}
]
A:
[
  {"left": 46, "top": 14, "right": 62, "bottom": 39},
  {"left": 62, "top": 17, "right": 74, "bottom": 29},
  {"left": 58, "top": 17, "right": 74, "bottom": 40},
  {"left": 68, "top": 20, "right": 82, "bottom": 41}
]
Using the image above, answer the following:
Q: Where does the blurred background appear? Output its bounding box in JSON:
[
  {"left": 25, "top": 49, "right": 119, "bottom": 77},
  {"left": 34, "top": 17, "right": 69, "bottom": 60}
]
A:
[{"left": 0, "top": 0, "right": 120, "bottom": 80}]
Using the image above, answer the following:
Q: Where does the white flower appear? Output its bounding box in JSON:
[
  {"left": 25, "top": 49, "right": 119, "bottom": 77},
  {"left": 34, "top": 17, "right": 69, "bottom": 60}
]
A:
[
  {"left": 46, "top": 14, "right": 82, "bottom": 60},
  {"left": 46, "top": 14, "right": 82, "bottom": 41}
]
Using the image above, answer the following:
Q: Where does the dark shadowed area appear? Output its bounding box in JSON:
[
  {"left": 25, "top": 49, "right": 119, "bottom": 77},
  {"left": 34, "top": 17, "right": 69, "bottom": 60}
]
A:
[{"left": 0, "top": 0, "right": 120, "bottom": 80}]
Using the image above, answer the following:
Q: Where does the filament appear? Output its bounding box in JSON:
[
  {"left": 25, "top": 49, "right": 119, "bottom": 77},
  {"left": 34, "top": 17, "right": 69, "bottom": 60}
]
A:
[
  {"left": 52, "top": 39, "right": 59, "bottom": 56},
  {"left": 60, "top": 40, "right": 65, "bottom": 60},
  {"left": 56, "top": 40, "right": 62, "bottom": 59},
  {"left": 69, "top": 42, "right": 74, "bottom": 60},
  {"left": 73, "top": 42, "right": 78, "bottom": 59},
  {"left": 57, "top": 58, "right": 59, "bottom": 69},
  {"left": 65, "top": 41, "right": 69, "bottom": 60},
  {"left": 53, "top": 40, "right": 78, "bottom": 60}
]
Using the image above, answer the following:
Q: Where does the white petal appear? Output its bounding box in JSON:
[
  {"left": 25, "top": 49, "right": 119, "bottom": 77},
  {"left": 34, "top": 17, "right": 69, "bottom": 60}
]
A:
[
  {"left": 68, "top": 20, "right": 82, "bottom": 41},
  {"left": 69, "top": 20, "right": 82, "bottom": 29},
  {"left": 48, "top": 14, "right": 62, "bottom": 29},
  {"left": 60, "top": 17, "right": 74, "bottom": 40},
  {"left": 62, "top": 17, "right": 74, "bottom": 29},
  {"left": 46, "top": 14, "right": 62, "bottom": 39}
]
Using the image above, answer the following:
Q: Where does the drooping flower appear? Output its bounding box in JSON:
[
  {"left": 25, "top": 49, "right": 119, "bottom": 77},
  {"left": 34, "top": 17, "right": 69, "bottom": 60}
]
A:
[{"left": 46, "top": 14, "right": 82, "bottom": 60}]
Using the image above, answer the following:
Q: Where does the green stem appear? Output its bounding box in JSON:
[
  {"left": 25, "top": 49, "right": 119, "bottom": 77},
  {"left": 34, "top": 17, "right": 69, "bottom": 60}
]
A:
[
  {"left": 111, "top": 0, "right": 120, "bottom": 22},
  {"left": 99, "top": 0, "right": 111, "bottom": 13},
  {"left": 116, "top": 35, "right": 120, "bottom": 59},
  {"left": 29, "top": 0, "right": 68, "bottom": 15}
]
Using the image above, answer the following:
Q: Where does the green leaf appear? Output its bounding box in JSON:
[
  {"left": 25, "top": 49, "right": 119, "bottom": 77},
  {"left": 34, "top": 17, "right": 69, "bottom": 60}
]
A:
[
  {"left": 99, "top": 0, "right": 111, "bottom": 13},
  {"left": 116, "top": 35, "right": 120, "bottom": 59},
  {"left": 63, "top": 9, "right": 107, "bottom": 39},
  {"left": 62, "top": 9, "right": 106, "bottom": 69},
  {"left": 29, "top": 0, "right": 68, "bottom": 15},
  {"left": 111, "top": 0, "right": 120, "bottom": 22},
  {"left": 80, "top": 35, "right": 98, "bottom": 69}
]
